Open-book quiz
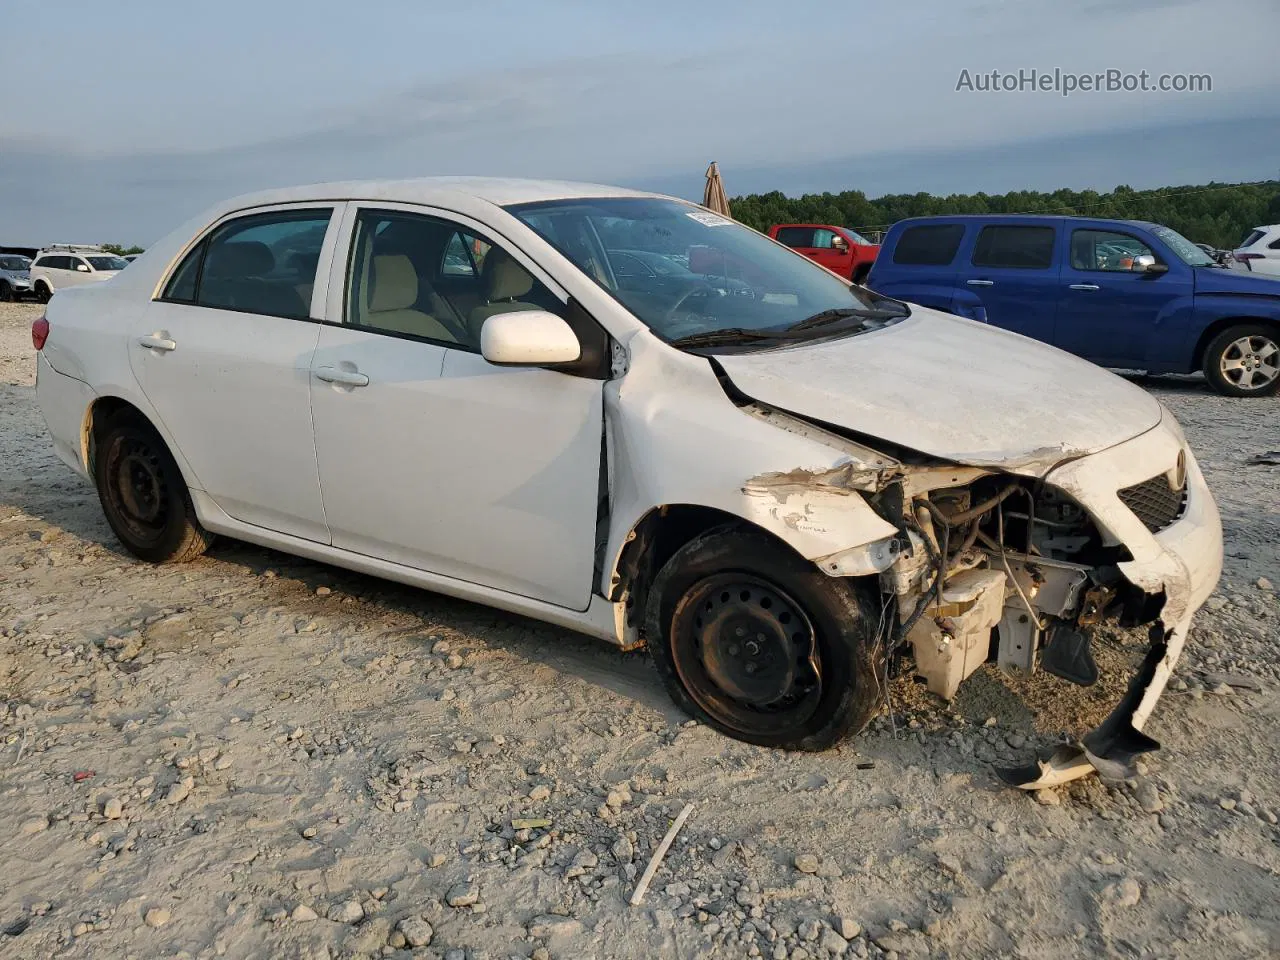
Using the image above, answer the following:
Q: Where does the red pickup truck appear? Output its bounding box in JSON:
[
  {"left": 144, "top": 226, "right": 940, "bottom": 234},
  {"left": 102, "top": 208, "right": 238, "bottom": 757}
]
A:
[{"left": 768, "top": 224, "right": 880, "bottom": 284}]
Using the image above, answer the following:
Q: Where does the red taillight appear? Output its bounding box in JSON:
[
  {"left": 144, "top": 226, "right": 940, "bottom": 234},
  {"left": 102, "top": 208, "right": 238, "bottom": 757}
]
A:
[{"left": 32, "top": 315, "right": 49, "bottom": 351}]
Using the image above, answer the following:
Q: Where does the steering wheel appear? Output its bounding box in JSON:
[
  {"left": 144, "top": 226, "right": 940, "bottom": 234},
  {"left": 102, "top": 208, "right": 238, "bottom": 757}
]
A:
[{"left": 664, "top": 283, "right": 720, "bottom": 321}]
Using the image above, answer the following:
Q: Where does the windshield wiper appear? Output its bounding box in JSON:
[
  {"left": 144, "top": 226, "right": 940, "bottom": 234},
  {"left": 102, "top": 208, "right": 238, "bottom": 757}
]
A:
[
  {"left": 668, "top": 328, "right": 787, "bottom": 348},
  {"left": 787, "top": 304, "right": 909, "bottom": 331}
]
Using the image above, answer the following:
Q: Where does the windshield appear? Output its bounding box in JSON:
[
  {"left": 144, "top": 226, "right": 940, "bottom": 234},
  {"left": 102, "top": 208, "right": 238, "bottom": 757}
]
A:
[
  {"left": 86, "top": 255, "right": 129, "bottom": 271},
  {"left": 506, "top": 197, "right": 904, "bottom": 346},
  {"left": 1150, "top": 226, "right": 1215, "bottom": 266},
  {"left": 0, "top": 256, "right": 30, "bottom": 271},
  {"left": 844, "top": 229, "right": 872, "bottom": 245}
]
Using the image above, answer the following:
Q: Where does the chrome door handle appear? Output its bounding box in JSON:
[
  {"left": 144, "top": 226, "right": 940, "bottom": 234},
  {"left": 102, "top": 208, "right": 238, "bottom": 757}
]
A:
[
  {"left": 1068, "top": 283, "right": 1100, "bottom": 291},
  {"left": 136, "top": 334, "right": 177, "bottom": 352},
  {"left": 966, "top": 279, "right": 994, "bottom": 286},
  {"left": 314, "top": 366, "right": 370, "bottom": 387}
]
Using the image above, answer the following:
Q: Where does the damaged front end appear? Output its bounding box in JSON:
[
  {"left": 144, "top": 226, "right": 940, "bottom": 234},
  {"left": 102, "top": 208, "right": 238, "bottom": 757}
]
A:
[{"left": 771, "top": 406, "right": 1223, "bottom": 789}]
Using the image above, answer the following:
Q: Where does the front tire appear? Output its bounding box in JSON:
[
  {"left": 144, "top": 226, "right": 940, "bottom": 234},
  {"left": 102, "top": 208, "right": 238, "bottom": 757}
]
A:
[
  {"left": 94, "top": 415, "right": 213, "bottom": 563},
  {"left": 1203, "top": 324, "right": 1280, "bottom": 397},
  {"left": 33, "top": 282, "right": 51, "bottom": 304},
  {"left": 645, "top": 526, "right": 887, "bottom": 751},
  {"left": 0, "top": 282, "right": 12, "bottom": 302}
]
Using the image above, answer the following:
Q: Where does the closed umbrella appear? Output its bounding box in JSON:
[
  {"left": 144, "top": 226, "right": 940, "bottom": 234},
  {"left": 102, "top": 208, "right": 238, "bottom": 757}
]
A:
[{"left": 702, "top": 162, "right": 732, "bottom": 218}]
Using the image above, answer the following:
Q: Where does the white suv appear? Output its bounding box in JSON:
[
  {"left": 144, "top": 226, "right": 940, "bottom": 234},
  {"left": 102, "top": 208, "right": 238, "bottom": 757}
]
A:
[
  {"left": 1233, "top": 224, "right": 1280, "bottom": 279},
  {"left": 30, "top": 247, "right": 129, "bottom": 301}
]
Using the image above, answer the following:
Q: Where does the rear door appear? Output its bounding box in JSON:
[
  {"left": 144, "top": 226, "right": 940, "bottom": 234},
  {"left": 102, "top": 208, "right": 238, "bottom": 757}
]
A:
[
  {"left": 775, "top": 226, "right": 854, "bottom": 277},
  {"left": 1055, "top": 225, "right": 1192, "bottom": 367},
  {"left": 128, "top": 204, "right": 341, "bottom": 542},
  {"left": 867, "top": 221, "right": 966, "bottom": 313},
  {"left": 954, "top": 222, "right": 1061, "bottom": 340},
  {"left": 308, "top": 203, "right": 605, "bottom": 610}
]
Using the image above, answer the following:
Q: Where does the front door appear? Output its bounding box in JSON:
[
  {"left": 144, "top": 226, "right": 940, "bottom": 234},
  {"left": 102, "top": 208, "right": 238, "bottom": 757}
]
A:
[
  {"left": 128, "top": 205, "right": 339, "bottom": 542},
  {"left": 1055, "top": 227, "right": 1191, "bottom": 367},
  {"left": 954, "top": 222, "right": 1062, "bottom": 341},
  {"left": 309, "top": 205, "right": 604, "bottom": 610}
]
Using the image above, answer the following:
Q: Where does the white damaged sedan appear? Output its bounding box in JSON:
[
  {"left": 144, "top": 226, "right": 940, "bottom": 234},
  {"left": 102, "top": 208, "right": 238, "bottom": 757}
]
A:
[{"left": 33, "top": 179, "right": 1223, "bottom": 788}]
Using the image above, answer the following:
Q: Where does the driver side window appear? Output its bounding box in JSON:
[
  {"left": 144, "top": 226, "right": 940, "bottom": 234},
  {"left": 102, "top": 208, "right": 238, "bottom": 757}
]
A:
[
  {"left": 345, "top": 209, "right": 562, "bottom": 350},
  {"left": 1071, "top": 229, "right": 1157, "bottom": 272}
]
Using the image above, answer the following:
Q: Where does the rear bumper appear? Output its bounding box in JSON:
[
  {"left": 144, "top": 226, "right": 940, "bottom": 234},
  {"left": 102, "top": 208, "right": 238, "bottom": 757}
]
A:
[
  {"left": 999, "top": 413, "right": 1223, "bottom": 788},
  {"left": 35, "top": 352, "right": 93, "bottom": 480}
]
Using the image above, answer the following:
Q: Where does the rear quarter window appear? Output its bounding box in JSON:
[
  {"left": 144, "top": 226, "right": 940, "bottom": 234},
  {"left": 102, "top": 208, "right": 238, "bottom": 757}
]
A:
[
  {"left": 891, "top": 224, "right": 965, "bottom": 266},
  {"left": 774, "top": 227, "right": 816, "bottom": 248},
  {"left": 972, "top": 225, "right": 1056, "bottom": 269}
]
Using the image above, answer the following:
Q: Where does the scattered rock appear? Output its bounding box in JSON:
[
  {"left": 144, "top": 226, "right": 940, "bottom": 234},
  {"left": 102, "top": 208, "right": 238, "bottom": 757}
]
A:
[
  {"left": 527, "top": 913, "right": 583, "bottom": 939},
  {"left": 794, "top": 854, "right": 820, "bottom": 874},
  {"left": 1102, "top": 878, "right": 1142, "bottom": 907},
  {"left": 291, "top": 904, "right": 318, "bottom": 922},
  {"left": 1257, "top": 577, "right": 1273, "bottom": 591},
  {"left": 1203, "top": 672, "right": 1264, "bottom": 692},
  {"left": 327, "top": 899, "right": 364, "bottom": 924},
  {"left": 165, "top": 776, "right": 194, "bottom": 805},
  {"left": 1034, "top": 788, "right": 1061, "bottom": 806},
  {"left": 837, "top": 916, "right": 862, "bottom": 939},
  {"left": 20, "top": 816, "right": 49, "bottom": 835},
  {"left": 446, "top": 881, "right": 479, "bottom": 907},
  {"left": 144, "top": 907, "right": 171, "bottom": 928},
  {"left": 1134, "top": 780, "right": 1164, "bottom": 814},
  {"left": 102, "top": 797, "right": 124, "bottom": 820},
  {"left": 819, "top": 928, "right": 849, "bottom": 954},
  {"left": 398, "top": 916, "right": 434, "bottom": 948},
  {"left": 528, "top": 784, "right": 552, "bottom": 802}
]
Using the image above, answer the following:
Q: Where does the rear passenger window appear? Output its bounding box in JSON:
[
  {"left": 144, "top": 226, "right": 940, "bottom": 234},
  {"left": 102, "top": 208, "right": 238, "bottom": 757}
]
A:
[
  {"left": 892, "top": 225, "right": 965, "bottom": 266},
  {"left": 774, "top": 227, "right": 816, "bottom": 248},
  {"left": 158, "top": 209, "right": 332, "bottom": 318},
  {"left": 971, "top": 226, "right": 1056, "bottom": 269}
]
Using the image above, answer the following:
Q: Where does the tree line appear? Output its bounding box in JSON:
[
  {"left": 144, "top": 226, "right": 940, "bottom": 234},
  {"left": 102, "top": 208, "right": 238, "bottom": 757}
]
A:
[{"left": 729, "top": 180, "right": 1280, "bottom": 250}]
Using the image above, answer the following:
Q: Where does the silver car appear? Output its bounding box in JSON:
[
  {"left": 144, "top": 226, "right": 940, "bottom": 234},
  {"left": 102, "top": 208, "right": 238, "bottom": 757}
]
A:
[{"left": 0, "top": 254, "right": 34, "bottom": 301}]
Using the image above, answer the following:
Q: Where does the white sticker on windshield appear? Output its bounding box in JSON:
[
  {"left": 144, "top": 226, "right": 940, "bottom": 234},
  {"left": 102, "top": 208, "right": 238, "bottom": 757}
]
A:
[{"left": 686, "top": 210, "right": 733, "bottom": 227}]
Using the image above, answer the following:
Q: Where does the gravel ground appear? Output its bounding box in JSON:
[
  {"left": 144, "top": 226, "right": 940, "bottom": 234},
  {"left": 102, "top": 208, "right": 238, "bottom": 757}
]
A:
[{"left": 2, "top": 300, "right": 1278, "bottom": 960}]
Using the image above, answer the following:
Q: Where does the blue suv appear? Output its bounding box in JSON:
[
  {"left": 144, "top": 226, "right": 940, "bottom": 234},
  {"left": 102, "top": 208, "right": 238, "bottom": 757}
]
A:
[{"left": 867, "top": 215, "right": 1280, "bottom": 397}]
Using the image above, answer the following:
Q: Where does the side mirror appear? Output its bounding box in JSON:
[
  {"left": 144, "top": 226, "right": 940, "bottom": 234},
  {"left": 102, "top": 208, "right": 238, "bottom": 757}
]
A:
[
  {"left": 480, "top": 310, "right": 582, "bottom": 367},
  {"left": 831, "top": 236, "right": 849, "bottom": 253},
  {"left": 1133, "top": 254, "right": 1168, "bottom": 275},
  {"left": 76, "top": 263, "right": 90, "bottom": 272}
]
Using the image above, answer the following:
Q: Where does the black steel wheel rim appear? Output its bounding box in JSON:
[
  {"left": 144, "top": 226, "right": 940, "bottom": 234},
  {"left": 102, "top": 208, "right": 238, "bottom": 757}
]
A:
[
  {"left": 105, "top": 437, "right": 169, "bottom": 545},
  {"left": 670, "top": 573, "right": 823, "bottom": 736}
]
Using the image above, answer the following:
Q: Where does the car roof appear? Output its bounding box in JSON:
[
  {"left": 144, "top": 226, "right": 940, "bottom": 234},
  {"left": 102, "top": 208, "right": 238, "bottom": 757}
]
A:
[
  {"left": 216, "top": 177, "right": 666, "bottom": 212},
  {"left": 887, "top": 214, "right": 1164, "bottom": 231}
]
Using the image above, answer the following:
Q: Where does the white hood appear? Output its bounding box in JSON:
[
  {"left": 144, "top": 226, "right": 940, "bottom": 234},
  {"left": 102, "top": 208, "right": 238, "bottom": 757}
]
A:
[{"left": 715, "top": 307, "right": 1162, "bottom": 476}]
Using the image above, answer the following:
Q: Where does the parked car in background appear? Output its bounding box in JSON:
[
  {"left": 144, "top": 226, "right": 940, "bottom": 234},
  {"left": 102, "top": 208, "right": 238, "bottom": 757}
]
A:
[
  {"left": 868, "top": 215, "right": 1280, "bottom": 396},
  {"left": 30, "top": 247, "right": 129, "bottom": 301},
  {"left": 0, "top": 253, "right": 34, "bottom": 301},
  {"left": 1232, "top": 224, "right": 1280, "bottom": 278},
  {"left": 768, "top": 224, "right": 880, "bottom": 284},
  {"left": 124, "top": 253, "right": 142, "bottom": 263},
  {"left": 1194, "top": 242, "right": 1231, "bottom": 267},
  {"left": 31, "top": 178, "right": 1222, "bottom": 788}
]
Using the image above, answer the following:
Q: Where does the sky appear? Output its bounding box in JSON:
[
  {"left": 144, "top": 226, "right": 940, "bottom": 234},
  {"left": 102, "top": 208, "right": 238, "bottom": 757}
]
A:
[{"left": 1, "top": 0, "right": 1278, "bottom": 245}]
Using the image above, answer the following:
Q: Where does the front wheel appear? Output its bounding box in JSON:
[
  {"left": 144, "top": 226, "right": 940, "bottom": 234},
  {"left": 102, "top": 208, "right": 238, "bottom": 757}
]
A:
[
  {"left": 0, "top": 282, "right": 12, "bottom": 302},
  {"left": 1202, "top": 324, "right": 1280, "bottom": 397},
  {"left": 94, "top": 415, "right": 213, "bottom": 563},
  {"left": 644, "top": 527, "right": 887, "bottom": 751},
  {"left": 33, "top": 282, "right": 51, "bottom": 304}
]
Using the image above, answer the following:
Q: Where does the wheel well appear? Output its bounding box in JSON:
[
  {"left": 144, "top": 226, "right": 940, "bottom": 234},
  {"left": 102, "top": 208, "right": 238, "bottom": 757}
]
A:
[
  {"left": 83, "top": 397, "right": 152, "bottom": 481},
  {"left": 1193, "top": 316, "right": 1280, "bottom": 369},
  {"left": 609, "top": 504, "right": 806, "bottom": 638}
]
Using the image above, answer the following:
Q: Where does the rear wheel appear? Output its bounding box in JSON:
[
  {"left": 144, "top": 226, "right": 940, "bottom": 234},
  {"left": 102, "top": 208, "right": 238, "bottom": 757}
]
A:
[
  {"left": 645, "top": 526, "right": 887, "bottom": 751},
  {"left": 33, "top": 281, "right": 51, "bottom": 304},
  {"left": 94, "top": 414, "right": 213, "bottom": 563},
  {"left": 1203, "top": 324, "right": 1280, "bottom": 397}
]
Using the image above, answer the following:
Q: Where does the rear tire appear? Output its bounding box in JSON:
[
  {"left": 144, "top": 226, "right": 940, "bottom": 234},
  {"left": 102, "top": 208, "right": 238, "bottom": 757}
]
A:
[
  {"left": 644, "top": 526, "right": 887, "bottom": 751},
  {"left": 1202, "top": 323, "right": 1280, "bottom": 397},
  {"left": 33, "top": 282, "right": 51, "bottom": 304},
  {"left": 94, "top": 414, "right": 213, "bottom": 563}
]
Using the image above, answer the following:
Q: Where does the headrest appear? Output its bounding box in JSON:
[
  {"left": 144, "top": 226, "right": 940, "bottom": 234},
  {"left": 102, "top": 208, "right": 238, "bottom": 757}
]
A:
[
  {"left": 206, "top": 241, "right": 274, "bottom": 278},
  {"left": 484, "top": 249, "right": 534, "bottom": 301},
  {"left": 370, "top": 255, "right": 419, "bottom": 312}
]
